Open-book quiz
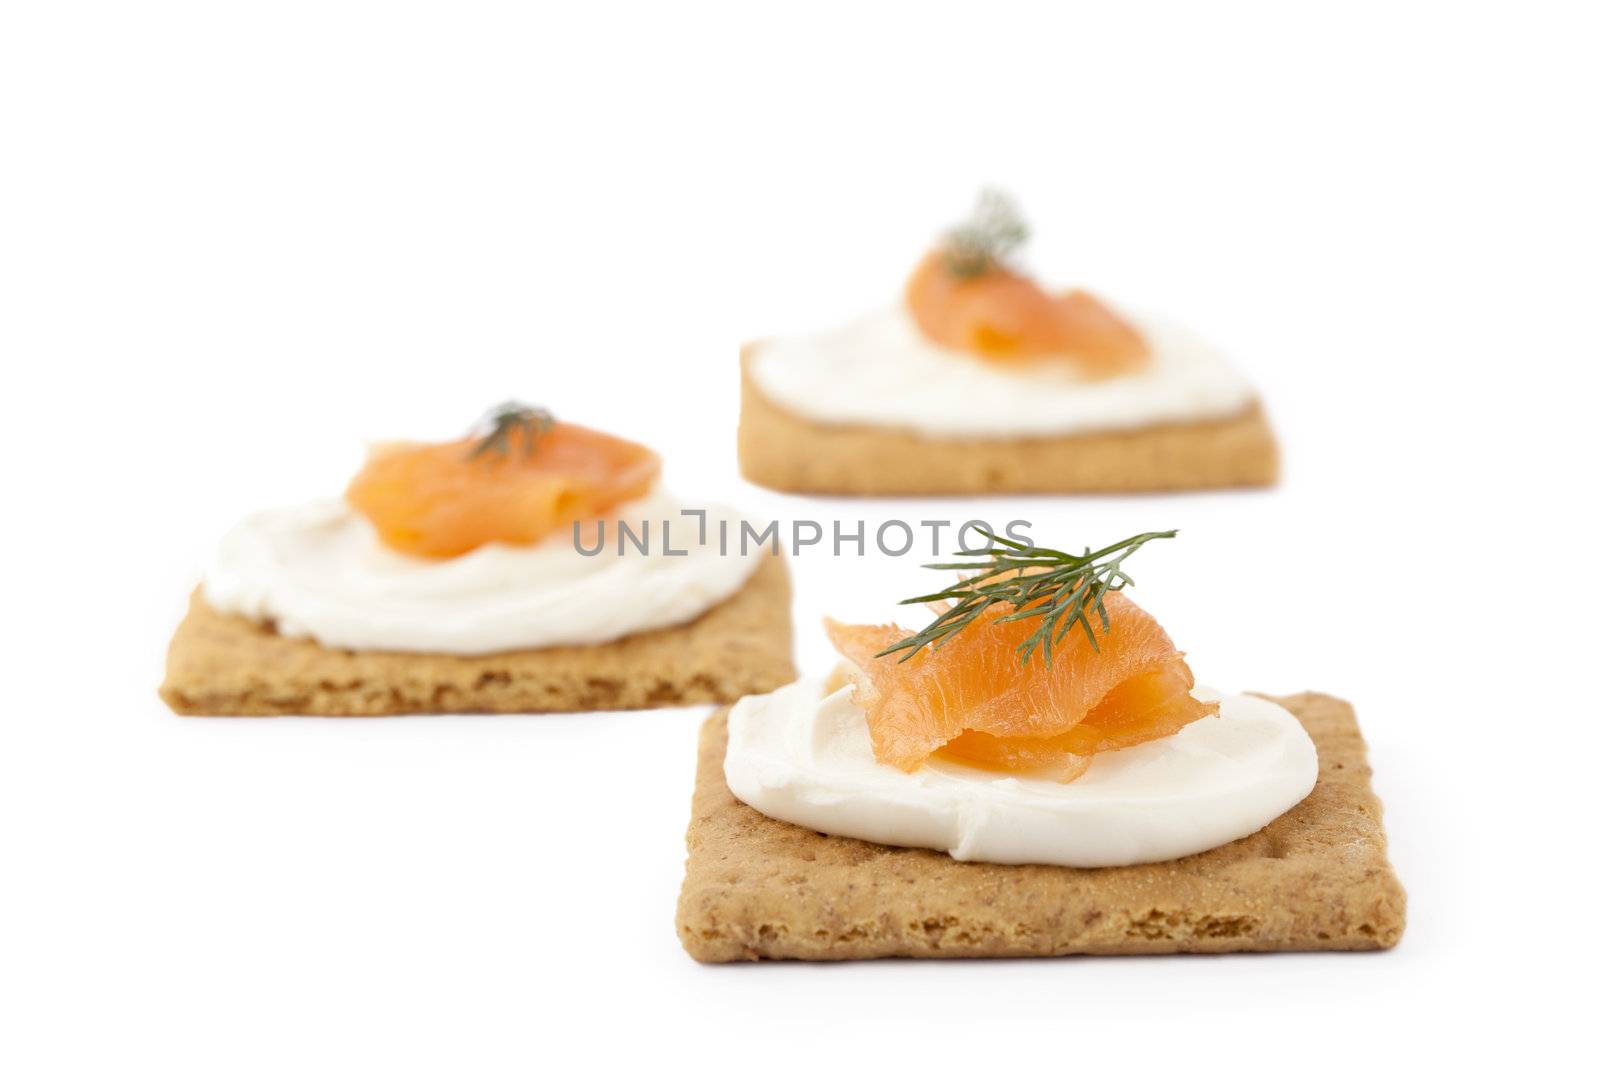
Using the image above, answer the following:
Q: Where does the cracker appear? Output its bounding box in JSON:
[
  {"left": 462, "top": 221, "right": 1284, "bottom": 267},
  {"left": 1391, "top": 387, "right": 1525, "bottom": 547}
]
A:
[
  {"left": 738, "top": 347, "right": 1279, "bottom": 495},
  {"left": 160, "top": 553, "right": 795, "bottom": 716},
  {"left": 677, "top": 692, "right": 1404, "bottom": 961}
]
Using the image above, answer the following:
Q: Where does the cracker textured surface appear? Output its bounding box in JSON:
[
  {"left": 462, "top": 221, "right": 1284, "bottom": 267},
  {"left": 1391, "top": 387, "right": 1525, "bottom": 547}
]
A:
[
  {"left": 677, "top": 692, "right": 1404, "bottom": 961},
  {"left": 738, "top": 346, "right": 1279, "bottom": 495},
  {"left": 160, "top": 553, "right": 795, "bottom": 716}
]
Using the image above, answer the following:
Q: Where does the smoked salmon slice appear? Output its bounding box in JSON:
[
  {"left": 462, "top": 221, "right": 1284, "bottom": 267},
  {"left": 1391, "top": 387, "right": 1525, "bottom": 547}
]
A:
[
  {"left": 346, "top": 417, "right": 659, "bottom": 559},
  {"left": 825, "top": 592, "right": 1215, "bottom": 781},
  {"left": 905, "top": 251, "right": 1151, "bottom": 377}
]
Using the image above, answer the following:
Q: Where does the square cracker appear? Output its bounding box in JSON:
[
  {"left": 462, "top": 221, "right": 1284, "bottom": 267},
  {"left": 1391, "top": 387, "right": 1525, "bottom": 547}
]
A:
[
  {"left": 738, "top": 346, "right": 1279, "bottom": 495},
  {"left": 677, "top": 692, "right": 1404, "bottom": 961},
  {"left": 160, "top": 553, "right": 794, "bottom": 716}
]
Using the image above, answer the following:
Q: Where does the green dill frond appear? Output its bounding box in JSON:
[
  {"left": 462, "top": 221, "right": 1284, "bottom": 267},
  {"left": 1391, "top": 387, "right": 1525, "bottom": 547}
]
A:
[
  {"left": 467, "top": 401, "right": 556, "bottom": 461},
  {"left": 879, "top": 530, "right": 1177, "bottom": 664},
  {"left": 943, "top": 187, "right": 1029, "bottom": 278}
]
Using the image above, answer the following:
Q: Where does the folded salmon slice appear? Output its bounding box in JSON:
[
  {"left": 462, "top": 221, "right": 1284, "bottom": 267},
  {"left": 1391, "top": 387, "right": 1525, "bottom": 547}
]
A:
[
  {"left": 825, "top": 592, "right": 1216, "bottom": 781},
  {"left": 346, "top": 421, "right": 659, "bottom": 559},
  {"left": 904, "top": 250, "right": 1150, "bottom": 377}
]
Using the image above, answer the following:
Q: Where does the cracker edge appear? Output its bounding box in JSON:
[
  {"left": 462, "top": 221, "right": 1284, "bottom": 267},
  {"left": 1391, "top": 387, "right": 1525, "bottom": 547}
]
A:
[
  {"left": 737, "top": 344, "right": 1280, "bottom": 495},
  {"left": 160, "top": 552, "right": 796, "bottom": 716},
  {"left": 676, "top": 691, "right": 1405, "bottom": 961}
]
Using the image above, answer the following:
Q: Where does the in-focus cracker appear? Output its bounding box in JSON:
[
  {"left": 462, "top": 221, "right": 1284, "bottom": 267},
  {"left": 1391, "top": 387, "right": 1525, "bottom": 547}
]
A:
[
  {"left": 677, "top": 692, "right": 1404, "bottom": 961},
  {"left": 161, "top": 553, "right": 794, "bottom": 716},
  {"left": 738, "top": 346, "right": 1279, "bottom": 495}
]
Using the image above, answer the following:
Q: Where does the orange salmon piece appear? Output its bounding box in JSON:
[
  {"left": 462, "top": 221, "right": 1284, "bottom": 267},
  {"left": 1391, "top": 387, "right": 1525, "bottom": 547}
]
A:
[
  {"left": 904, "top": 251, "right": 1150, "bottom": 377},
  {"left": 825, "top": 592, "right": 1215, "bottom": 780},
  {"left": 346, "top": 422, "right": 660, "bottom": 559}
]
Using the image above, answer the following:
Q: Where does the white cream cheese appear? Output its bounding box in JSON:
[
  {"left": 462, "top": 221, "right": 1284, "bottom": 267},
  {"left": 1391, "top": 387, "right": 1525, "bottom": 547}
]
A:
[
  {"left": 724, "top": 674, "right": 1318, "bottom": 867},
  {"left": 749, "top": 304, "right": 1257, "bottom": 437},
  {"left": 202, "top": 488, "right": 761, "bottom": 655}
]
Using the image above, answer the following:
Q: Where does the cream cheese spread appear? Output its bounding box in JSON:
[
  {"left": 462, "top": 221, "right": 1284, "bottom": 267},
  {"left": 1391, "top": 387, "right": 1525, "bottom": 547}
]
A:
[
  {"left": 724, "top": 674, "right": 1318, "bottom": 867},
  {"left": 202, "top": 488, "right": 760, "bottom": 654},
  {"left": 748, "top": 304, "right": 1256, "bottom": 437}
]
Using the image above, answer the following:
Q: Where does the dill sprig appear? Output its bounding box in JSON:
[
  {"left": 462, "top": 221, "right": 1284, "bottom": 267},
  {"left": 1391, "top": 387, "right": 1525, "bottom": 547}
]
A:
[
  {"left": 879, "top": 530, "right": 1177, "bottom": 665},
  {"left": 467, "top": 401, "right": 555, "bottom": 461},
  {"left": 943, "top": 188, "right": 1029, "bottom": 278}
]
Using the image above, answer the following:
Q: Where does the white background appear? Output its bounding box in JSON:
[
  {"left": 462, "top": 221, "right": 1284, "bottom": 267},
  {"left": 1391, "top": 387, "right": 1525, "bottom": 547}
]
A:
[{"left": 2, "top": 2, "right": 1596, "bottom": 1063}]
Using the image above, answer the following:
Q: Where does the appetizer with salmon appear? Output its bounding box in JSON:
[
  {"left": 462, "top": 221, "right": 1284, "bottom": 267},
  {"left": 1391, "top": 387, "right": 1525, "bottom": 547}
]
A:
[
  {"left": 739, "top": 190, "right": 1278, "bottom": 495},
  {"left": 161, "top": 403, "right": 795, "bottom": 716},
  {"left": 677, "top": 531, "right": 1403, "bottom": 961}
]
